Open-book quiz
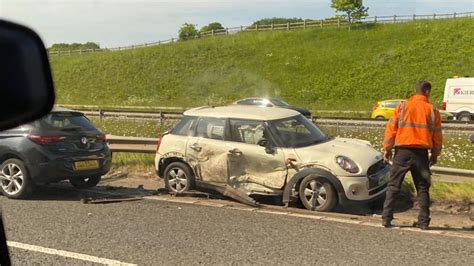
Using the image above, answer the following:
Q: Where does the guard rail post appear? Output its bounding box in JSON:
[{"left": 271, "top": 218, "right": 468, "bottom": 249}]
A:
[
  {"left": 99, "top": 109, "right": 104, "bottom": 121},
  {"left": 159, "top": 112, "right": 164, "bottom": 126}
]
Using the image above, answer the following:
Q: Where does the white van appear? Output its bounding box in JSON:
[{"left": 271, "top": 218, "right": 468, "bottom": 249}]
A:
[{"left": 442, "top": 77, "right": 474, "bottom": 121}]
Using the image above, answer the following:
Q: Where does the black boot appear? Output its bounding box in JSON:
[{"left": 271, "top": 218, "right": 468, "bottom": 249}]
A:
[
  {"left": 382, "top": 219, "right": 393, "bottom": 228},
  {"left": 413, "top": 218, "right": 430, "bottom": 230}
]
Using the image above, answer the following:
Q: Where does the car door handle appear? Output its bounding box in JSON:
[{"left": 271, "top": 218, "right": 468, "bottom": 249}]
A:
[
  {"left": 190, "top": 143, "right": 202, "bottom": 152},
  {"left": 228, "top": 148, "right": 242, "bottom": 155}
]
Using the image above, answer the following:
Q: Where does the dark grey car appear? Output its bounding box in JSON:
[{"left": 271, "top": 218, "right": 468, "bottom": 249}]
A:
[
  {"left": 0, "top": 108, "right": 112, "bottom": 198},
  {"left": 233, "top": 98, "right": 312, "bottom": 118}
]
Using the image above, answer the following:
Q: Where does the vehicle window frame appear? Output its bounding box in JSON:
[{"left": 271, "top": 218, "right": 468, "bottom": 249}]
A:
[
  {"left": 228, "top": 118, "right": 275, "bottom": 146},
  {"left": 383, "top": 101, "right": 401, "bottom": 108},
  {"left": 270, "top": 99, "right": 289, "bottom": 107},
  {"left": 193, "top": 116, "right": 228, "bottom": 141},
  {"left": 237, "top": 99, "right": 254, "bottom": 105},
  {"left": 38, "top": 111, "right": 97, "bottom": 132},
  {"left": 170, "top": 116, "right": 197, "bottom": 136},
  {"left": 267, "top": 115, "right": 327, "bottom": 148}
]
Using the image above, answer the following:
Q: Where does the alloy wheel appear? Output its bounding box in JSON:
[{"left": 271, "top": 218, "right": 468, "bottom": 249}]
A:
[
  {"left": 168, "top": 167, "right": 188, "bottom": 192},
  {"left": 303, "top": 180, "right": 327, "bottom": 208},
  {"left": 0, "top": 163, "right": 24, "bottom": 195}
]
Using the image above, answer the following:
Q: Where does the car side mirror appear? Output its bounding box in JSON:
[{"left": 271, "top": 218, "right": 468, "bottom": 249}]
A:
[
  {"left": 257, "top": 138, "right": 275, "bottom": 154},
  {"left": 0, "top": 19, "right": 55, "bottom": 263},
  {"left": 0, "top": 19, "right": 55, "bottom": 131},
  {"left": 257, "top": 138, "right": 268, "bottom": 147}
]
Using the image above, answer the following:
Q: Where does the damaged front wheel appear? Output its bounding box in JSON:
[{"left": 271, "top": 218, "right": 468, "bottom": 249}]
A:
[
  {"left": 298, "top": 175, "right": 336, "bottom": 212},
  {"left": 164, "top": 162, "right": 195, "bottom": 193}
]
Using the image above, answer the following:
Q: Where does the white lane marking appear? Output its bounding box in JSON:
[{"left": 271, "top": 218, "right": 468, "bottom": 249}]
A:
[{"left": 7, "top": 241, "right": 136, "bottom": 265}]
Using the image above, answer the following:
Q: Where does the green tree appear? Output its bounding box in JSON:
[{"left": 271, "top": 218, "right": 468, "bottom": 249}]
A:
[
  {"left": 82, "top": 42, "right": 100, "bottom": 49},
  {"left": 49, "top": 42, "right": 100, "bottom": 51},
  {"left": 330, "top": 0, "right": 368, "bottom": 24},
  {"left": 200, "top": 22, "right": 224, "bottom": 33},
  {"left": 178, "top": 23, "right": 199, "bottom": 41},
  {"left": 49, "top": 43, "right": 70, "bottom": 50},
  {"left": 251, "top": 17, "right": 304, "bottom": 26}
]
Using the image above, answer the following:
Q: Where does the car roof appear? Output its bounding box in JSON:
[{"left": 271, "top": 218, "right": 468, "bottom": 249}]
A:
[
  {"left": 237, "top": 97, "right": 277, "bottom": 100},
  {"left": 379, "top": 99, "right": 405, "bottom": 103},
  {"left": 51, "top": 106, "right": 78, "bottom": 113},
  {"left": 233, "top": 97, "right": 280, "bottom": 103},
  {"left": 184, "top": 105, "right": 300, "bottom": 120}
]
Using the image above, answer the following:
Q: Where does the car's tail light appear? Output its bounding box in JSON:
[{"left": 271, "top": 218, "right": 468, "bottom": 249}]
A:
[
  {"left": 442, "top": 101, "right": 447, "bottom": 110},
  {"left": 98, "top": 133, "right": 107, "bottom": 142},
  {"left": 156, "top": 131, "right": 169, "bottom": 151},
  {"left": 156, "top": 137, "right": 162, "bottom": 151},
  {"left": 28, "top": 135, "right": 65, "bottom": 145},
  {"left": 372, "top": 103, "right": 379, "bottom": 110}
]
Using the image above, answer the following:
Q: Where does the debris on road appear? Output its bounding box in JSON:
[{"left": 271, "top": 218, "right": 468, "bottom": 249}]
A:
[
  {"left": 81, "top": 196, "right": 144, "bottom": 204},
  {"left": 169, "top": 190, "right": 212, "bottom": 199},
  {"left": 101, "top": 170, "right": 129, "bottom": 183}
]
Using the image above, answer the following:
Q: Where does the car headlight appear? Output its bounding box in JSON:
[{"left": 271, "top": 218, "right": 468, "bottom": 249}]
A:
[{"left": 335, "top": 156, "right": 359, "bottom": 174}]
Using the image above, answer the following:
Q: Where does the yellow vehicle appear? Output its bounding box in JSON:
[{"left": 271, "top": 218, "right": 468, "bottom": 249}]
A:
[
  {"left": 371, "top": 99, "right": 453, "bottom": 120},
  {"left": 371, "top": 99, "right": 405, "bottom": 119}
]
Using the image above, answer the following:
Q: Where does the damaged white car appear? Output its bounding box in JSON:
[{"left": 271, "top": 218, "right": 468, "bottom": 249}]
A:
[{"left": 155, "top": 106, "right": 390, "bottom": 212}]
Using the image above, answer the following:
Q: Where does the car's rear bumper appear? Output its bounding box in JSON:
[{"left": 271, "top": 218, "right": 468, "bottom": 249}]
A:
[{"left": 27, "top": 149, "right": 112, "bottom": 183}]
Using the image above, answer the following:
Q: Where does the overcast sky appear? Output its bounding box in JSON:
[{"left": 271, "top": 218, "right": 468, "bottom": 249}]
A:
[{"left": 0, "top": 0, "right": 472, "bottom": 47}]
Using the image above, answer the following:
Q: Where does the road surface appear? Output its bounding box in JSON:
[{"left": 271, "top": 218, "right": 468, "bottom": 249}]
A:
[{"left": 1, "top": 184, "right": 473, "bottom": 265}]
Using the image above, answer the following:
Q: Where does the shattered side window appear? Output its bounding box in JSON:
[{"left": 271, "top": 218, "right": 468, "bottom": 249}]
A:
[
  {"left": 229, "top": 119, "right": 265, "bottom": 145},
  {"left": 195, "top": 117, "right": 226, "bottom": 140},
  {"left": 171, "top": 116, "right": 197, "bottom": 136}
]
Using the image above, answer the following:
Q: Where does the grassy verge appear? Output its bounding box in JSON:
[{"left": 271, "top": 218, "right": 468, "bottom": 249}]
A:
[
  {"left": 112, "top": 153, "right": 155, "bottom": 172},
  {"left": 403, "top": 177, "right": 474, "bottom": 202},
  {"left": 51, "top": 19, "right": 474, "bottom": 110},
  {"left": 90, "top": 117, "right": 174, "bottom": 138}
]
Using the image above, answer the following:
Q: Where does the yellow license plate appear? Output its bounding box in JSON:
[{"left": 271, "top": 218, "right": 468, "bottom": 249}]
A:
[{"left": 74, "top": 160, "right": 99, "bottom": 171}]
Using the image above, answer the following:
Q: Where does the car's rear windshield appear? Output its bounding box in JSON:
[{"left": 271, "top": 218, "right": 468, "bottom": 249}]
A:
[
  {"left": 39, "top": 112, "right": 96, "bottom": 131},
  {"left": 270, "top": 99, "right": 290, "bottom": 107},
  {"left": 268, "top": 115, "right": 327, "bottom": 148}
]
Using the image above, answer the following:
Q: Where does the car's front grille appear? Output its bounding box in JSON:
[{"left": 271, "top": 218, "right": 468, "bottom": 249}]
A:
[
  {"left": 367, "top": 160, "right": 389, "bottom": 189},
  {"left": 367, "top": 160, "right": 387, "bottom": 176},
  {"left": 369, "top": 183, "right": 387, "bottom": 196}
]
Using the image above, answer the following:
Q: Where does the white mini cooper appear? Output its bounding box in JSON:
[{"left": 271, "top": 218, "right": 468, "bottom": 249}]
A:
[{"left": 155, "top": 106, "right": 389, "bottom": 211}]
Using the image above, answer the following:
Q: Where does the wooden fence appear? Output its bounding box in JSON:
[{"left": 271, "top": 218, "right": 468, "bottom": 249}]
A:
[{"left": 48, "top": 11, "right": 473, "bottom": 56}]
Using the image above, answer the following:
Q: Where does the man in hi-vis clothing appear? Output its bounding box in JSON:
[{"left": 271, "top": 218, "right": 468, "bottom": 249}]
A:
[{"left": 382, "top": 81, "right": 443, "bottom": 229}]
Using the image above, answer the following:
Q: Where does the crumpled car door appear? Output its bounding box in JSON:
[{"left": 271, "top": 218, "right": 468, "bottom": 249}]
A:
[
  {"left": 227, "top": 119, "right": 287, "bottom": 192},
  {"left": 186, "top": 117, "right": 229, "bottom": 183}
]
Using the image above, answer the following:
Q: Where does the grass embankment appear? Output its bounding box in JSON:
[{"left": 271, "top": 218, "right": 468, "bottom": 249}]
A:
[
  {"left": 403, "top": 177, "right": 474, "bottom": 202},
  {"left": 51, "top": 19, "right": 474, "bottom": 110}
]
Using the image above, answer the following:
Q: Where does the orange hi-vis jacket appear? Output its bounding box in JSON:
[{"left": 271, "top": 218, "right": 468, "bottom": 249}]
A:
[{"left": 383, "top": 95, "right": 443, "bottom": 156}]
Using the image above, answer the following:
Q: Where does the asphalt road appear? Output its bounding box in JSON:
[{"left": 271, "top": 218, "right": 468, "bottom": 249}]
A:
[{"left": 1, "top": 185, "right": 473, "bottom": 265}]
